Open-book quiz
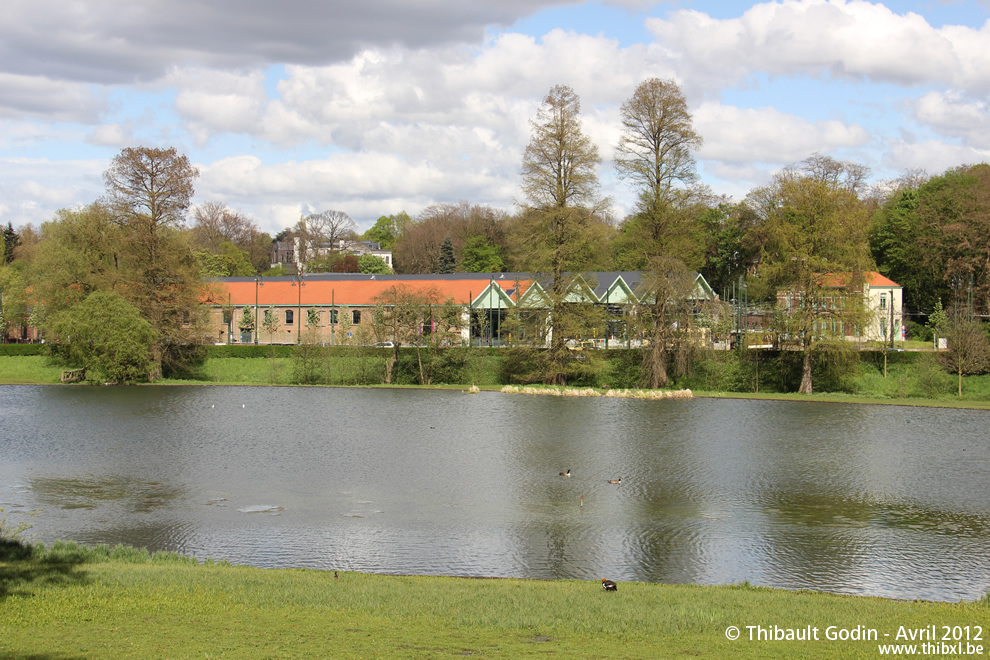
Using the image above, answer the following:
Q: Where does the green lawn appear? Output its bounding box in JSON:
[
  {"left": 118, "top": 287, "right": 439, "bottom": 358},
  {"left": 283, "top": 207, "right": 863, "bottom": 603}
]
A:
[{"left": 2, "top": 541, "right": 988, "bottom": 659}]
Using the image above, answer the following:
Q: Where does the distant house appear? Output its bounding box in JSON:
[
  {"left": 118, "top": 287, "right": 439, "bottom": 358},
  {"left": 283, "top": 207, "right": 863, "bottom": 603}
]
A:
[
  {"left": 269, "top": 238, "right": 393, "bottom": 273},
  {"left": 777, "top": 271, "right": 903, "bottom": 343},
  {"left": 335, "top": 240, "right": 393, "bottom": 269}
]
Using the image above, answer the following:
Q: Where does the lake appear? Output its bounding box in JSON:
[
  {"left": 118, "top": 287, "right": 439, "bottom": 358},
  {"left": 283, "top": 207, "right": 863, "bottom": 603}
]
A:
[{"left": 1, "top": 384, "right": 989, "bottom": 602}]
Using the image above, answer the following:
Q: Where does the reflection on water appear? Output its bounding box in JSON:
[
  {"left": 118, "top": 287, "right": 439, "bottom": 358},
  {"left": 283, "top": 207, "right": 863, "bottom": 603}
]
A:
[
  {"left": 31, "top": 476, "right": 182, "bottom": 513},
  {"left": 1, "top": 384, "right": 989, "bottom": 601}
]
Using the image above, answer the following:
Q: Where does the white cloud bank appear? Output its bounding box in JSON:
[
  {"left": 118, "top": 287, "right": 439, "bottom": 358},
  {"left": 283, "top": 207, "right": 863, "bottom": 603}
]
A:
[{"left": 2, "top": 0, "right": 989, "bottom": 233}]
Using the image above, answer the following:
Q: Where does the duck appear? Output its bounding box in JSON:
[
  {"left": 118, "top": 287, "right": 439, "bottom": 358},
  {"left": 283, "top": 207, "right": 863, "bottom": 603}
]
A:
[
  {"left": 601, "top": 578, "right": 618, "bottom": 591},
  {"left": 607, "top": 477, "right": 622, "bottom": 485},
  {"left": 559, "top": 469, "right": 571, "bottom": 477}
]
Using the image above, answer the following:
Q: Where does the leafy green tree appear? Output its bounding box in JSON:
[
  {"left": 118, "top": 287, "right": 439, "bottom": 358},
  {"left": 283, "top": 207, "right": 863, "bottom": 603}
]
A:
[
  {"left": 47, "top": 291, "right": 157, "bottom": 383},
  {"left": 756, "top": 156, "right": 873, "bottom": 394},
  {"left": 29, "top": 204, "right": 124, "bottom": 325},
  {"left": 0, "top": 262, "right": 30, "bottom": 340},
  {"left": 261, "top": 264, "right": 289, "bottom": 277},
  {"left": 194, "top": 242, "right": 255, "bottom": 277},
  {"left": 461, "top": 236, "right": 504, "bottom": 273},
  {"left": 238, "top": 307, "right": 256, "bottom": 338},
  {"left": 358, "top": 254, "right": 392, "bottom": 274},
  {"left": 262, "top": 305, "right": 281, "bottom": 344},
  {"left": 519, "top": 84, "right": 605, "bottom": 385},
  {"left": 926, "top": 298, "right": 948, "bottom": 347},
  {"left": 362, "top": 212, "right": 410, "bottom": 250},
  {"left": 438, "top": 236, "right": 456, "bottom": 273}
]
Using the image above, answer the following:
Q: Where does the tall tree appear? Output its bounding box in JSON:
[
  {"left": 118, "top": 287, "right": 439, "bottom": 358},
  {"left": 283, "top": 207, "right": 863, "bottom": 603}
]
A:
[
  {"left": 2, "top": 223, "right": 20, "bottom": 265},
  {"left": 102, "top": 146, "right": 204, "bottom": 376},
  {"left": 519, "top": 84, "right": 605, "bottom": 385},
  {"left": 756, "top": 156, "right": 874, "bottom": 394},
  {"left": 614, "top": 78, "right": 704, "bottom": 387}
]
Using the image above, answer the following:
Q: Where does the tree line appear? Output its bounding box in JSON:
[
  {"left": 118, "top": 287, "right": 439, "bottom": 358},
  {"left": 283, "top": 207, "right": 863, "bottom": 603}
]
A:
[{"left": 1, "top": 78, "right": 989, "bottom": 388}]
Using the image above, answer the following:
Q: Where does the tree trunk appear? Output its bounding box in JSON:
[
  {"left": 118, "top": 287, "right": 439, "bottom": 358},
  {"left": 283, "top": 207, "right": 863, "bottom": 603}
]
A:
[
  {"left": 645, "top": 328, "right": 668, "bottom": 388},
  {"left": 799, "top": 349, "right": 814, "bottom": 394}
]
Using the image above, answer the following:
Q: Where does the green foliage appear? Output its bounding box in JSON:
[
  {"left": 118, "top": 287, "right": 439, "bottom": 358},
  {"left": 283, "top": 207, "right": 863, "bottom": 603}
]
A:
[
  {"left": 238, "top": 307, "right": 255, "bottom": 333},
  {"left": 0, "top": 344, "right": 44, "bottom": 356},
  {"left": 460, "top": 235, "right": 505, "bottom": 273},
  {"left": 362, "top": 212, "right": 410, "bottom": 250},
  {"left": 194, "top": 242, "right": 255, "bottom": 277},
  {"left": 358, "top": 254, "right": 392, "bottom": 274},
  {"left": 47, "top": 291, "right": 158, "bottom": 384},
  {"left": 261, "top": 264, "right": 289, "bottom": 277}
]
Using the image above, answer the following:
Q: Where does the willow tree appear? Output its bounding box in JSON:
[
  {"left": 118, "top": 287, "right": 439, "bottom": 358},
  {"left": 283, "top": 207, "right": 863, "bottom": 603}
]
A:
[
  {"left": 614, "top": 78, "right": 704, "bottom": 388},
  {"left": 755, "top": 155, "right": 874, "bottom": 394},
  {"left": 518, "top": 85, "right": 605, "bottom": 385}
]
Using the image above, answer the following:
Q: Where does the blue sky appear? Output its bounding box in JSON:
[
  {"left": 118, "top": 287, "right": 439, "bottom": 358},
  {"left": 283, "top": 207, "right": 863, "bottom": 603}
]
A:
[{"left": 2, "top": 0, "right": 989, "bottom": 235}]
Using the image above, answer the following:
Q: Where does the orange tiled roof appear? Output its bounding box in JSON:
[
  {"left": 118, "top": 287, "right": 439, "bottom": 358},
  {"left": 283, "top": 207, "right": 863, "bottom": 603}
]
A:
[
  {"left": 814, "top": 271, "right": 901, "bottom": 289},
  {"left": 206, "top": 277, "right": 533, "bottom": 307}
]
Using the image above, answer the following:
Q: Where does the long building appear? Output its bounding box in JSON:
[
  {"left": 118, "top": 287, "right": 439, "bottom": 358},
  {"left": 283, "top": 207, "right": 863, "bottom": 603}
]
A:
[{"left": 204, "top": 271, "right": 717, "bottom": 347}]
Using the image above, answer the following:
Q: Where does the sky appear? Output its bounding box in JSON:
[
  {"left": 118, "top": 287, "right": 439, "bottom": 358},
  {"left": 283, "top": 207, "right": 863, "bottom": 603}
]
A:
[{"left": 2, "top": 0, "right": 990, "bottom": 236}]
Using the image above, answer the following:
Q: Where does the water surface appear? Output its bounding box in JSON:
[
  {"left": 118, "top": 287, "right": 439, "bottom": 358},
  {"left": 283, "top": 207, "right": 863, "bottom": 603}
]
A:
[{"left": 1, "top": 385, "right": 988, "bottom": 601}]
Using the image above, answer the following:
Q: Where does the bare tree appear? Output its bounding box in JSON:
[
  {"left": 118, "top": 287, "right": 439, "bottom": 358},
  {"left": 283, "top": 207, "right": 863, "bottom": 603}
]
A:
[
  {"left": 190, "top": 201, "right": 255, "bottom": 252},
  {"left": 941, "top": 315, "right": 990, "bottom": 397},
  {"left": 295, "top": 210, "right": 358, "bottom": 264}
]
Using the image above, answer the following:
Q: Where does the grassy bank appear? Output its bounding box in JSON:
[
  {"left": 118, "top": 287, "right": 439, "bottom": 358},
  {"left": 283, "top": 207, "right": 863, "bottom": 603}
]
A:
[{"left": 1, "top": 541, "right": 988, "bottom": 659}]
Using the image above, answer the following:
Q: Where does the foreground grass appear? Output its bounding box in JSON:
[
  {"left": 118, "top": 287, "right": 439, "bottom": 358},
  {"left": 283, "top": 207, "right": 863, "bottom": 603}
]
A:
[
  {"left": 0, "top": 355, "right": 64, "bottom": 384},
  {"left": 2, "top": 541, "right": 988, "bottom": 659}
]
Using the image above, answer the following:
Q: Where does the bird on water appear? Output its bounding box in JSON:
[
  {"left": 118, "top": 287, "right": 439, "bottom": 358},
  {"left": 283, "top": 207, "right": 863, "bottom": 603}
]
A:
[
  {"left": 601, "top": 578, "right": 618, "bottom": 591},
  {"left": 607, "top": 477, "right": 622, "bottom": 485},
  {"left": 559, "top": 469, "right": 571, "bottom": 477}
]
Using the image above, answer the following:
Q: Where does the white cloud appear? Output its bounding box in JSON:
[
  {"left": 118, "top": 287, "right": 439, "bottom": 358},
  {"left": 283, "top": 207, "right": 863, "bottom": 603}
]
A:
[
  {"left": 694, "top": 102, "right": 870, "bottom": 164},
  {"left": 196, "top": 153, "right": 518, "bottom": 234},
  {"left": 1, "top": 0, "right": 580, "bottom": 84},
  {"left": 913, "top": 90, "right": 990, "bottom": 148},
  {"left": 0, "top": 157, "right": 105, "bottom": 227},
  {"left": 0, "top": 73, "right": 105, "bottom": 121},
  {"left": 87, "top": 123, "right": 134, "bottom": 148},
  {"left": 886, "top": 139, "right": 990, "bottom": 174},
  {"left": 647, "top": 0, "right": 990, "bottom": 92},
  {"left": 168, "top": 69, "right": 268, "bottom": 144}
]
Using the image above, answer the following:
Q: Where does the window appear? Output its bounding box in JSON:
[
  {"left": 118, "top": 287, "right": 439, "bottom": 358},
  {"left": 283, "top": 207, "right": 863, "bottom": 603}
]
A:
[
  {"left": 352, "top": 310, "right": 361, "bottom": 324},
  {"left": 307, "top": 308, "right": 320, "bottom": 326},
  {"left": 285, "top": 309, "right": 294, "bottom": 325},
  {"left": 329, "top": 309, "right": 338, "bottom": 325},
  {"left": 879, "top": 293, "right": 887, "bottom": 310}
]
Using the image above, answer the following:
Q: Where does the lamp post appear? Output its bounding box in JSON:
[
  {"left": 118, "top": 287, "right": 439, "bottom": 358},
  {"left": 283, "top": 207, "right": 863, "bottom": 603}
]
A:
[
  {"left": 254, "top": 277, "right": 261, "bottom": 344},
  {"left": 739, "top": 275, "right": 748, "bottom": 351},
  {"left": 292, "top": 271, "right": 305, "bottom": 344},
  {"left": 889, "top": 287, "right": 895, "bottom": 349}
]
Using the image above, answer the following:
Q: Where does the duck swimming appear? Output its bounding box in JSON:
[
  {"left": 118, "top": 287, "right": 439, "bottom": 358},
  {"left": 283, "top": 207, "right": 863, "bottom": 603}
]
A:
[
  {"left": 559, "top": 469, "right": 571, "bottom": 477},
  {"left": 607, "top": 477, "right": 622, "bottom": 484}
]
